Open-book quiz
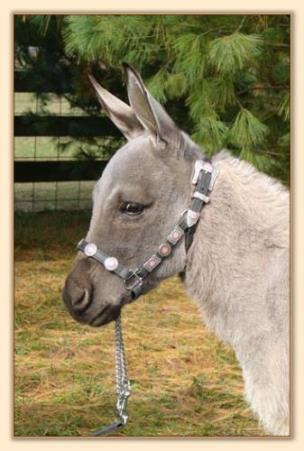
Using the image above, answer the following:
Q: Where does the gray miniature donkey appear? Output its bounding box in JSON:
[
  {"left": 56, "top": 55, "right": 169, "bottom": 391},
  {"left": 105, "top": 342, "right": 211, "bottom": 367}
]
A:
[{"left": 63, "top": 64, "right": 289, "bottom": 436}]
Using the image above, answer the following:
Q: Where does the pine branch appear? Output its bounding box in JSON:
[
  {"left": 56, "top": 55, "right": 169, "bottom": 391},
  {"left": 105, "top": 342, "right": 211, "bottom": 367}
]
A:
[
  {"left": 208, "top": 32, "right": 263, "bottom": 74},
  {"left": 229, "top": 109, "right": 269, "bottom": 149}
]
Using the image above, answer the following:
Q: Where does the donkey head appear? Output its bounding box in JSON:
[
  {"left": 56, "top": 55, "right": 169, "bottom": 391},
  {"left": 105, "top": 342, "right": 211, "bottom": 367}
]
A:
[{"left": 63, "top": 64, "right": 202, "bottom": 327}]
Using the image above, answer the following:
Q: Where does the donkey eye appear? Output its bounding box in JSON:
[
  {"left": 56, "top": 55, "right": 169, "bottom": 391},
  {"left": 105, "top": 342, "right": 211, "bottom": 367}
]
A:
[{"left": 120, "top": 202, "right": 145, "bottom": 216}]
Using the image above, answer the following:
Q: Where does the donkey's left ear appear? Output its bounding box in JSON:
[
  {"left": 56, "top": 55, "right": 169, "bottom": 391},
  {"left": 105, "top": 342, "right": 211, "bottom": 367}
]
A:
[{"left": 123, "top": 63, "right": 181, "bottom": 148}]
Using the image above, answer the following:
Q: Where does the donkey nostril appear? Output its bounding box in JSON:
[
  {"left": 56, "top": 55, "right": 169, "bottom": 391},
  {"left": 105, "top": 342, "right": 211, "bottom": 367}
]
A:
[
  {"left": 63, "top": 267, "right": 94, "bottom": 317},
  {"left": 72, "top": 287, "right": 93, "bottom": 313}
]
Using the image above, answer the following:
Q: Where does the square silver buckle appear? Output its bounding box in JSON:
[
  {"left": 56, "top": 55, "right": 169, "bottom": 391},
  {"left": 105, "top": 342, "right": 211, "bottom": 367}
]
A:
[{"left": 124, "top": 272, "right": 143, "bottom": 291}]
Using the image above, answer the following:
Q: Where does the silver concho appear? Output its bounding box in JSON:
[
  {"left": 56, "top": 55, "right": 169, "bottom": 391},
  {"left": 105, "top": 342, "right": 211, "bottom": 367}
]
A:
[
  {"left": 158, "top": 243, "right": 172, "bottom": 257},
  {"left": 84, "top": 242, "right": 97, "bottom": 257},
  {"left": 104, "top": 257, "right": 119, "bottom": 272},
  {"left": 186, "top": 209, "right": 200, "bottom": 227},
  {"left": 167, "top": 225, "right": 184, "bottom": 245},
  {"left": 143, "top": 255, "right": 162, "bottom": 272}
]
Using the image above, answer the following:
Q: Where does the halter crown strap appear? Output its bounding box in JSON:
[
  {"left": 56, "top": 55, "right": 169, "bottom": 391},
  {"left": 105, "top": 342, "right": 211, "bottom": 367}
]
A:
[{"left": 77, "top": 159, "right": 215, "bottom": 300}]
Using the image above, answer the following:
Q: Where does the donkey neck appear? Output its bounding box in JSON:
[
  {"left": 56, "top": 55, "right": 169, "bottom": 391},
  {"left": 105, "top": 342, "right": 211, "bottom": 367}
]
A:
[{"left": 183, "top": 150, "right": 289, "bottom": 346}]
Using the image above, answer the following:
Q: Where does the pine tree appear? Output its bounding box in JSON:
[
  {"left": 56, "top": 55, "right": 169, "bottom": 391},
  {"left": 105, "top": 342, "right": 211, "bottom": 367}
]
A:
[{"left": 16, "top": 15, "right": 290, "bottom": 184}]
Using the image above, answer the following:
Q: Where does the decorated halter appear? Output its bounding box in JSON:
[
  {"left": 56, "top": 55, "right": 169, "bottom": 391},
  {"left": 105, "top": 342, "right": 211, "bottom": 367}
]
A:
[{"left": 77, "top": 160, "right": 215, "bottom": 300}]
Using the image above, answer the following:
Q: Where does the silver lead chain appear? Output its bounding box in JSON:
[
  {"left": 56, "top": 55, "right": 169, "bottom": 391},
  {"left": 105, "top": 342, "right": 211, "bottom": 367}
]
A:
[
  {"left": 114, "top": 313, "right": 131, "bottom": 424},
  {"left": 90, "top": 313, "right": 131, "bottom": 436}
]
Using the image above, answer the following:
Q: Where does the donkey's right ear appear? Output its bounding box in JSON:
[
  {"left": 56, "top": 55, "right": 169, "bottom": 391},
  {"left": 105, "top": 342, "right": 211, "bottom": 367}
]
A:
[{"left": 89, "top": 75, "right": 144, "bottom": 141}]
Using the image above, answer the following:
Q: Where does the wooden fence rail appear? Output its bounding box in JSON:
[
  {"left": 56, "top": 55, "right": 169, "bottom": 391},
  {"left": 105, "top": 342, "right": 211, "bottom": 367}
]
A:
[
  {"left": 14, "top": 70, "right": 118, "bottom": 189},
  {"left": 14, "top": 160, "right": 108, "bottom": 183},
  {"left": 14, "top": 116, "right": 119, "bottom": 138}
]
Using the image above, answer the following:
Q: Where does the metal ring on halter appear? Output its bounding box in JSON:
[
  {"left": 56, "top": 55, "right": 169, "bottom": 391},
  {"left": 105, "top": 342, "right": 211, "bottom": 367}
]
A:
[{"left": 124, "top": 271, "right": 143, "bottom": 292}]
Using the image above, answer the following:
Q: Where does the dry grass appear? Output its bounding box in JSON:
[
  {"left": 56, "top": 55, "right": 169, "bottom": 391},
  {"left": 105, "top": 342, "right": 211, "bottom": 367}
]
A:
[{"left": 14, "top": 211, "right": 265, "bottom": 437}]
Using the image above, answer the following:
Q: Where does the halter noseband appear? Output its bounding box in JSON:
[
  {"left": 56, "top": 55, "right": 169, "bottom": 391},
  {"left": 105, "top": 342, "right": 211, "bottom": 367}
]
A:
[{"left": 77, "top": 160, "right": 215, "bottom": 300}]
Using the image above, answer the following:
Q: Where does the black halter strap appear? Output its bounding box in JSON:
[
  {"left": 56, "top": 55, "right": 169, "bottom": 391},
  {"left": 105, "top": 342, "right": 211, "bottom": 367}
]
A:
[{"left": 77, "top": 160, "right": 214, "bottom": 300}]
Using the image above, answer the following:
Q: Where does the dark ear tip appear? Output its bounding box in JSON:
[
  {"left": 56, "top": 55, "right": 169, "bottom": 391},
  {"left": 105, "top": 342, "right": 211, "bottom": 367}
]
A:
[
  {"left": 122, "top": 62, "right": 132, "bottom": 70},
  {"left": 122, "top": 62, "right": 138, "bottom": 77},
  {"left": 88, "top": 74, "right": 102, "bottom": 93},
  {"left": 88, "top": 73, "right": 96, "bottom": 84}
]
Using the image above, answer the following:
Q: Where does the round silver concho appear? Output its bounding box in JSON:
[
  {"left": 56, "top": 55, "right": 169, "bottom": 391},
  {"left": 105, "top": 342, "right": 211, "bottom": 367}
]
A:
[
  {"left": 158, "top": 243, "right": 172, "bottom": 257},
  {"left": 104, "top": 257, "right": 119, "bottom": 272},
  {"left": 84, "top": 243, "right": 98, "bottom": 257}
]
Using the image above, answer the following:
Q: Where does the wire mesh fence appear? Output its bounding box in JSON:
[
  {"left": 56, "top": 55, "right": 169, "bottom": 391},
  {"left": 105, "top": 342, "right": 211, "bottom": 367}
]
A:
[{"left": 14, "top": 92, "right": 104, "bottom": 212}]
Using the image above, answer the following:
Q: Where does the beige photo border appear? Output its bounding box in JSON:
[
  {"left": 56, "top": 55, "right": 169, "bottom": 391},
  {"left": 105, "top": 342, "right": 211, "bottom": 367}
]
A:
[{"left": 1, "top": 0, "right": 303, "bottom": 449}]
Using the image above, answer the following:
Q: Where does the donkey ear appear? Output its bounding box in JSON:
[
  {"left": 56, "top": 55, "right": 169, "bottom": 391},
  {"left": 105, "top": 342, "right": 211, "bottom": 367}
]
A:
[
  {"left": 123, "top": 63, "right": 181, "bottom": 148},
  {"left": 88, "top": 74, "right": 143, "bottom": 141}
]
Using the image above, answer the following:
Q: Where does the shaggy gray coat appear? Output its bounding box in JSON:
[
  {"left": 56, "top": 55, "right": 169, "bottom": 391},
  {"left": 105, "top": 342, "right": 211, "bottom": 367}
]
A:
[
  {"left": 185, "top": 150, "right": 289, "bottom": 435},
  {"left": 63, "top": 65, "right": 290, "bottom": 436}
]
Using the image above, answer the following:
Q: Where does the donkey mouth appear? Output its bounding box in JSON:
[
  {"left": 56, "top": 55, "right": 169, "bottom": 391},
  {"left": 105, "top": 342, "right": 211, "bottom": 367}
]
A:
[{"left": 89, "top": 303, "right": 121, "bottom": 327}]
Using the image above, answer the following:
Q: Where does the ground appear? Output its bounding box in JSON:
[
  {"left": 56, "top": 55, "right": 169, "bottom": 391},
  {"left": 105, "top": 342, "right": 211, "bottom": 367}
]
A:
[{"left": 14, "top": 211, "right": 265, "bottom": 437}]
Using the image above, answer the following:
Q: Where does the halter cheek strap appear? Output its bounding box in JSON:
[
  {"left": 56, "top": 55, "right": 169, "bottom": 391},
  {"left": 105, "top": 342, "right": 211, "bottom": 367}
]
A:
[{"left": 77, "top": 160, "right": 215, "bottom": 300}]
